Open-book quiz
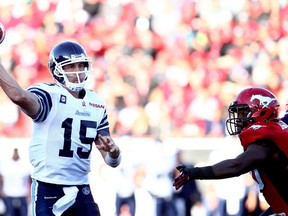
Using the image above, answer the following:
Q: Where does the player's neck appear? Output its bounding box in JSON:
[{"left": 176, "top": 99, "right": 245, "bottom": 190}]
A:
[
  {"left": 65, "top": 87, "right": 86, "bottom": 99},
  {"left": 69, "top": 90, "right": 79, "bottom": 98},
  {"left": 61, "top": 85, "right": 79, "bottom": 98}
]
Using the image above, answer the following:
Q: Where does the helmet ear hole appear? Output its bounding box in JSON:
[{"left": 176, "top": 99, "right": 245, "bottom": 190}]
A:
[
  {"left": 55, "top": 74, "right": 64, "bottom": 84},
  {"left": 83, "top": 62, "right": 89, "bottom": 69}
]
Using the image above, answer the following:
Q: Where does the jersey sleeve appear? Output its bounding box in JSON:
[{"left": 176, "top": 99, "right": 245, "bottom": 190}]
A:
[
  {"left": 97, "top": 109, "right": 110, "bottom": 136},
  {"left": 27, "top": 83, "right": 53, "bottom": 123},
  {"left": 239, "top": 120, "right": 288, "bottom": 157}
]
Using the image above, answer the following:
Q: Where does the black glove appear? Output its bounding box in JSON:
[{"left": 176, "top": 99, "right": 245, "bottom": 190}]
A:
[{"left": 173, "top": 165, "right": 191, "bottom": 190}]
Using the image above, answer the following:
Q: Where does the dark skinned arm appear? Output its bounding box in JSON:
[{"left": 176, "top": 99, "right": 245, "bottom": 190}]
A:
[
  {"left": 173, "top": 142, "right": 273, "bottom": 190},
  {"left": 211, "top": 143, "right": 273, "bottom": 179}
]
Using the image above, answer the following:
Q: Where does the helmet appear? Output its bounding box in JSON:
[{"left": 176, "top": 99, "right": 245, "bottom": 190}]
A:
[
  {"left": 48, "top": 41, "right": 92, "bottom": 92},
  {"left": 226, "top": 87, "right": 279, "bottom": 135}
]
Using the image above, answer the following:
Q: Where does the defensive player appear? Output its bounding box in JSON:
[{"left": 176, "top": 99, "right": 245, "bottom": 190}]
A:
[
  {"left": 173, "top": 87, "right": 288, "bottom": 215},
  {"left": 0, "top": 40, "right": 121, "bottom": 216}
]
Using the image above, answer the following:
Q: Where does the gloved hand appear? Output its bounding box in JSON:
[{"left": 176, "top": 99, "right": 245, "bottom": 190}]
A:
[{"left": 173, "top": 165, "right": 190, "bottom": 190}]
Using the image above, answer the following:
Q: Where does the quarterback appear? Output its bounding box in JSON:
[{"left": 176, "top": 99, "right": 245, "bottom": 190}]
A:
[{"left": 0, "top": 40, "right": 121, "bottom": 216}]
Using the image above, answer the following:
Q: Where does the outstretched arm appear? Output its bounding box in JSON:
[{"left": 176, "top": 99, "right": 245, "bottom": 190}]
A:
[
  {"left": 173, "top": 142, "right": 273, "bottom": 190},
  {"left": 0, "top": 63, "right": 40, "bottom": 117}
]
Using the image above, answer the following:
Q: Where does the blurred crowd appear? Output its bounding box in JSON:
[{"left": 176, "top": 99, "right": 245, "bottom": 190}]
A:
[{"left": 1, "top": 0, "right": 288, "bottom": 138}]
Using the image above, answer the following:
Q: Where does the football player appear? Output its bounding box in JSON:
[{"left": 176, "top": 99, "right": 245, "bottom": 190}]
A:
[
  {"left": 0, "top": 40, "right": 121, "bottom": 216},
  {"left": 173, "top": 87, "right": 288, "bottom": 215}
]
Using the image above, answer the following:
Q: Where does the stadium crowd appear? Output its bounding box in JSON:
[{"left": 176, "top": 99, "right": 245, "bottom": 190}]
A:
[
  {"left": 1, "top": 0, "right": 288, "bottom": 139},
  {"left": 0, "top": 1, "right": 286, "bottom": 216}
]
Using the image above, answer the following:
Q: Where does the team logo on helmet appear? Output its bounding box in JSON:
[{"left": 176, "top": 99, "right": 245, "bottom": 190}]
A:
[{"left": 250, "top": 94, "right": 277, "bottom": 108}]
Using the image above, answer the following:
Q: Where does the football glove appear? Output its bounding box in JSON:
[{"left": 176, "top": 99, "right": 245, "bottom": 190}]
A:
[{"left": 173, "top": 165, "right": 191, "bottom": 190}]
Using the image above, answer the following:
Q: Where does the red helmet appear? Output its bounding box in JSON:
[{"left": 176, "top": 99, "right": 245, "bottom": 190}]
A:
[{"left": 226, "top": 87, "right": 279, "bottom": 135}]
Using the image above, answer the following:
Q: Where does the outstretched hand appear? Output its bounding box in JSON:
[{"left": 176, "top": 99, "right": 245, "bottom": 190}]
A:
[{"left": 173, "top": 165, "right": 190, "bottom": 190}]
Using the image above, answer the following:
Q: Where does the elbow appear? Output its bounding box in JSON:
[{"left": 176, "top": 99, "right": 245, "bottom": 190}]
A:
[{"left": 9, "top": 90, "right": 27, "bottom": 105}]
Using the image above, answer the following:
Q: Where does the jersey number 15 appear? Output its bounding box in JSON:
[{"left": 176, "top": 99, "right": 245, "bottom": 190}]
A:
[{"left": 59, "top": 118, "right": 97, "bottom": 159}]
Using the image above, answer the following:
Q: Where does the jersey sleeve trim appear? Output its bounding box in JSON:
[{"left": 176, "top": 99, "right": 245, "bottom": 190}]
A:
[
  {"left": 97, "top": 110, "right": 109, "bottom": 130},
  {"left": 97, "top": 110, "right": 110, "bottom": 136},
  {"left": 28, "top": 87, "right": 52, "bottom": 122}
]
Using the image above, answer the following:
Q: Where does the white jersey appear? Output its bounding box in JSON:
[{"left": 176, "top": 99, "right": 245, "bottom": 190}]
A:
[{"left": 28, "top": 83, "right": 109, "bottom": 185}]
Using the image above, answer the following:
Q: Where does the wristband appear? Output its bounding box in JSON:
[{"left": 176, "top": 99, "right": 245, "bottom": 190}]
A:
[
  {"left": 187, "top": 166, "right": 215, "bottom": 179},
  {"left": 105, "top": 153, "right": 121, "bottom": 167}
]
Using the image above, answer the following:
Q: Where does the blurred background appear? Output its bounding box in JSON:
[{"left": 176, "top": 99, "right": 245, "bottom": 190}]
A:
[{"left": 0, "top": 0, "right": 286, "bottom": 215}]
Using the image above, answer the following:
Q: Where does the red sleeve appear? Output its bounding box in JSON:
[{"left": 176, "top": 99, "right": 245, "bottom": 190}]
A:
[{"left": 239, "top": 120, "right": 288, "bottom": 157}]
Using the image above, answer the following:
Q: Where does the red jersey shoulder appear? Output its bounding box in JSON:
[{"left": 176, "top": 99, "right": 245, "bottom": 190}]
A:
[{"left": 239, "top": 120, "right": 288, "bottom": 156}]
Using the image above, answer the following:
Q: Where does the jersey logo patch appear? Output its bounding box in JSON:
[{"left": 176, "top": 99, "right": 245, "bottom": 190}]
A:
[
  {"left": 60, "top": 95, "right": 67, "bottom": 104},
  {"left": 82, "top": 186, "right": 90, "bottom": 195},
  {"left": 250, "top": 125, "right": 265, "bottom": 130}
]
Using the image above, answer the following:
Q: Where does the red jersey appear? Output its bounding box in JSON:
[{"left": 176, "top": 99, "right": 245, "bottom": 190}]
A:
[{"left": 239, "top": 119, "right": 288, "bottom": 214}]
